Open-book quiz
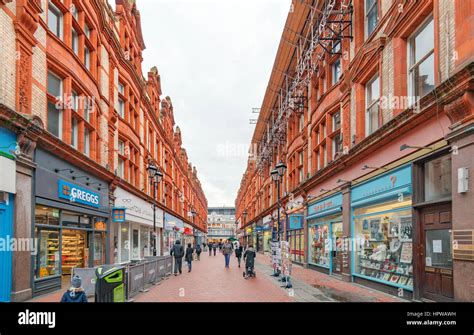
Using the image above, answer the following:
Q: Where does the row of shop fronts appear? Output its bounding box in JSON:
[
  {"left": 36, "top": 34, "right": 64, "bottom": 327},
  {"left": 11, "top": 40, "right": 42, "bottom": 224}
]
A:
[
  {"left": 0, "top": 127, "right": 205, "bottom": 301},
  {"left": 242, "top": 144, "right": 470, "bottom": 302}
]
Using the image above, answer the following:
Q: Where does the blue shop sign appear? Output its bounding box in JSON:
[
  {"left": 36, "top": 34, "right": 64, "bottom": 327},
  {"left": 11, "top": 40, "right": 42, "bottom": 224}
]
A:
[
  {"left": 112, "top": 207, "right": 126, "bottom": 223},
  {"left": 0, "top": 127, "right": 17, "bottom": 160},
  {"left": 307, "top": 193, "right": 343, "bottom": 219},
  {"left": 351, "top": 164, "right": 412, "bottom": 208},
  {"left": 288, "top": 215, "right": 304, "bottom": 230},
  {"left": 58, "top": 180, "right": 100, "bottom": 208}
]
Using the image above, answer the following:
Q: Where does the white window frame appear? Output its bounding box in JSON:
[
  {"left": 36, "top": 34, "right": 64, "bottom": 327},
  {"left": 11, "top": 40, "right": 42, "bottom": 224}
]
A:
[
  {"left": 408, "top": 16, "right": 435, "bottom": 103},
  {"left": 332, "top": 58, "right": 341, "bottom": 85},
  {"left": 118, "top": 98, "right": 125, "bottom": 118},
  {"left": 48, "top": 2, "right": 63, "bottom": 39},
  {"left": 365, "top": 0, "right": 378, "bottom": 38},
  {"left": 71, "top": 117, "right": 78, "bottom": 149},
  {"left": 332, "top": 111, "right": 341, "bottom": 131},
  {"left": 84, "top": 127, "right": 90, "bottom": 157},
  {"left": 84, "top": 46, "right": 91, "bottom": 70},
  {"left": 47, "top": 71, "right": 63, "bottom": 139},
  {"left": 365, "top": 74, "right": 380, "bottom": 136}
]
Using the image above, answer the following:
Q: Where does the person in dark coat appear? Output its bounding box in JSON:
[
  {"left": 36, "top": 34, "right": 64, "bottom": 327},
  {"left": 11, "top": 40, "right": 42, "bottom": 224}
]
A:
[
  {"left": 170, "top": 240, "right": 184, "bottom": 275},
  {"left": 243, "top": 244, "right": 257, "bottom": 272},
  {"left": 60, "top": 275, "right": 88, "bottom": 303},
  {"left": 213, "top": 242, "right": 217, "bottom": 256},
  {"left": 235, "top": 244, "right": 244, "bottom": 268},
  {"left": 195, "top": 244, "right": 202, "bottom": 261},
  {"left": 185, "top": 243, "right": 194, "bottom": 272},
  {"left": 208, "top": 242, "right": 213, "bottom": 256},
  {"left": 218, "top": 241, "right": 223, "bottom": 251}
]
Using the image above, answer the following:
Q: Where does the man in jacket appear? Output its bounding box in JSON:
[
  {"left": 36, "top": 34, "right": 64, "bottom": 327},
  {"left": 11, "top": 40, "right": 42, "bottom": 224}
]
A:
[
  {"left": 222, "top": 240, "right": 234, "bottom": 268},
  {"left": 195, "top": 244, "right": 202, "bottom": 261},
  {"left": 185, "top": 243, "right": 194, "bottom": 272},
  {"left": 235, "top": 244, "right": 244, "bottom": 268},
  {"left": 170, "top": 240, "right": 184, "bottom": 275}
]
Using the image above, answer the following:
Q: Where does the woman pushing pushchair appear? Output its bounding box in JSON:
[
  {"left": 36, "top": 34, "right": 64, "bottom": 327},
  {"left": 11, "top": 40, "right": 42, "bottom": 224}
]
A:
[{"left": 242, "top": 244, "right": 256, "bottom": 279}]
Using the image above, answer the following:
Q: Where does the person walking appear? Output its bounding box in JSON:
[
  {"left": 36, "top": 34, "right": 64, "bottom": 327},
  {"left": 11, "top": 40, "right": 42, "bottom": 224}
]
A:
[
  {"left": 235, "top": 244, "right": 243, "bottom": 268},
  {"left": 196, "top": 243, "right": 202, "bottom": 261},
  {"left": 170, "top": 240, "right": 184, "bottom": 275},
  {"left": 213, "top": 242, "right": 217, "bottom": 256},
  {"left": 185, "top": 243, "right": 194, "bottom": 272},
  {"left": 60, "top": 275, "right": 88, "bottom": 303},
  {"left": 218, "top": 240, "right": 223, "bottom": 251},
  {"left": 209, "top": 242, "right": 213, "bottom": 256},
  {"left": 222, "top": 239, "right": 234, "bottom": 268}
]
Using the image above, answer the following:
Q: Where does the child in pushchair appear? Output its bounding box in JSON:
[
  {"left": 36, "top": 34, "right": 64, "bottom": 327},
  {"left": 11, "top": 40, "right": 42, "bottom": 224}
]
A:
[{"left": 243, "top": 245, "right": 257, "bottom": 279}]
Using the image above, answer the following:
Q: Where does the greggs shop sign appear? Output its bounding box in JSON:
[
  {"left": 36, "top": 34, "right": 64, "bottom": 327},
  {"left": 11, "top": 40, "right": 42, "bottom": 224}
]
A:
[{"left": 58, "top": 180, "right": 100, "bottom": 208}]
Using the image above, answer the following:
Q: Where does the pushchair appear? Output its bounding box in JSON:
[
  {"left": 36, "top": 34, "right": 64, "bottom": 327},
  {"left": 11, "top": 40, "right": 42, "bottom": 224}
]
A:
[
  {"left": 242, "top": 247, "right": 256, "bottom": 279},
  {"left": 243, "top": 265, "right": 256, "bottom": 279}
]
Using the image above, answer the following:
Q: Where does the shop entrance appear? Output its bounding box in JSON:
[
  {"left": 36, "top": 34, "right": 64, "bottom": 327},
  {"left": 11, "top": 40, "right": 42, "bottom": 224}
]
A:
[
  {"left": 331, "top": 222, "right": 343, "bottom": 275},
  {"left": 419, "top": 204, "right": 454, "bottom": 301},
  {"left": 0, "top": 194, "right": 13, "bottom": 302}
]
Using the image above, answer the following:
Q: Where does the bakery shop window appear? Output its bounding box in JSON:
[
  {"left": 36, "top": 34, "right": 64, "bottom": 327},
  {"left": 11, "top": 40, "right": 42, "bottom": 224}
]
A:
[{"left": 353, "top": 197, "right": 413, "bottom": 290}]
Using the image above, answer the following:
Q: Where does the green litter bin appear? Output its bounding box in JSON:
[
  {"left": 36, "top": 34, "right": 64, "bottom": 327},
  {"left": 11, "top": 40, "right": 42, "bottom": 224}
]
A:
[{"left": 95, "top": 265, "right": 126, "bottom": 302}]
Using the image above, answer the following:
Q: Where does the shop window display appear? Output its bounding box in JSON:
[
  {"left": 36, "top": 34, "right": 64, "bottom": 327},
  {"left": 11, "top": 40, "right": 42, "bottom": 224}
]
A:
[
  {"left": 35, "top": 228, "right": 60, "bottom": 279},
  {"left": 309, "top": 223, "right": 330, "bottom": 267},
  {"left": 354, "top": 198, "right": 413, "bottom": 289}
]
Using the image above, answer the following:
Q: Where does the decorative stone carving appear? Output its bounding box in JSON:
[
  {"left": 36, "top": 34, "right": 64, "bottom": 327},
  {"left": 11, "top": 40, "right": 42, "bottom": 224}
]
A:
[{"left": 444, "top": 91, "right": 474, "bottom": 127}]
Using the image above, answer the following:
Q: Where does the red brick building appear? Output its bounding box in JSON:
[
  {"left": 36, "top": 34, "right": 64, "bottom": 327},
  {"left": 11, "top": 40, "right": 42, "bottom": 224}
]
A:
[
  {"left": 236, "top": 0, "right": 473, "bottom": 302},
  {"left": 0, "top": 0, "right": 207, "bottom": 301}
]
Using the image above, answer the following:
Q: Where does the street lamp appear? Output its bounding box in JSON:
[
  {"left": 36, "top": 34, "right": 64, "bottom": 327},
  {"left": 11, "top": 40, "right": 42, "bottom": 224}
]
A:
[
  {"left": 271, "top": 161, "right": 286, "bottom": 242},
  {"left": 147, "top": 162, "right": 163, "bottom": 256},
  {"left": 242, "top": 209, "right": 248, "bottom": 247},
  {"left": 190, "top": 209, "right": 197, "bottom": 246}
]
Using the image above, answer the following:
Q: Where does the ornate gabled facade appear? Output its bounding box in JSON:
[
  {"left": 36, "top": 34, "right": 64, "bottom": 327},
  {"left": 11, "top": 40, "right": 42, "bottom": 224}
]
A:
[
  {"left": 236, "top": 0, "right": 473, "bottom": 302},
  {"left": 0, "top": 0, "right": 207, "bottom": 301}
]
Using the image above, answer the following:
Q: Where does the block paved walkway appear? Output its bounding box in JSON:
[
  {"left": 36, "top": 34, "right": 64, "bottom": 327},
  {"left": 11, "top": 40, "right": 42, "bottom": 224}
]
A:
[
  {"left": 134, "top": 252, "right": 294, "bottom": 302},
  {"left": 28, "top": 250, "right": 406, "bottom": 303},
  {"left": 255, "top": 253, "right": 406, "bottom": 302}
]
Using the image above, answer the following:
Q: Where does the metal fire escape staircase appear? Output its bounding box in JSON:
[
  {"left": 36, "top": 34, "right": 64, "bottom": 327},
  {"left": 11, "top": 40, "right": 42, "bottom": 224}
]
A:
[{"left": 254, "top": 0, "right": 353, "bottom": 173}]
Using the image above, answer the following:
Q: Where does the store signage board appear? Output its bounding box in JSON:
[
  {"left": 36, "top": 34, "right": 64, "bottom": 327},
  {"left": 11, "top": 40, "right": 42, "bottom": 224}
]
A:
[
  {"left": 308, "top": 193, "right": 343, "bottom": 217},
  {"left": 114, "top": 187, "right": 162, "bottom": 227},
  {"left": 351, "top": 165, "right": 412, "bottom": 204},
  {"left": 288, "top": 215, "right": 304, "bottom": 230},
  {"left": 165, "top": 213, "right": 184, "bottom": 230},
  {"left": 58, "top": 180, "right": 100, "bottom": 208},
  {"left": 112, "top": 208, "right": 126, "bottom": 223}
]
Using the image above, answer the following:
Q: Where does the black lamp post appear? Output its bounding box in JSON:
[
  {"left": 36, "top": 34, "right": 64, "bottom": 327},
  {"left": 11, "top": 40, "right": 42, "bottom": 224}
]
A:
[
  {"left": 147, "top": 162, "right": 163, "bottom": 256},
  {"left": 242, "top": 209, "right": 248, "bottom": 247},
  {"left": 271, "top": 161, "right": 287, "bottom": 243},
  {"left": 190, "top": 209, "right": 197, "bottom": 246}
]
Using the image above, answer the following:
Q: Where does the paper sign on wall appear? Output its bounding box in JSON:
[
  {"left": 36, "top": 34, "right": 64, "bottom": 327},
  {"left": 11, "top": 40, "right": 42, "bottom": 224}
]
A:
[
  {"left": 426, "top": 257, "right": 432, "bottom": 266},
  {"left": 433, "top": 240, "right": 442, "bottom": 253}
]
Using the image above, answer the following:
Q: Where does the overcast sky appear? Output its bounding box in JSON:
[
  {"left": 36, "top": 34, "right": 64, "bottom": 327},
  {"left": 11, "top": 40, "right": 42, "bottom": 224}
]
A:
[{"left": 111, "top": 0, "right": 289, "bottom": 207}]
